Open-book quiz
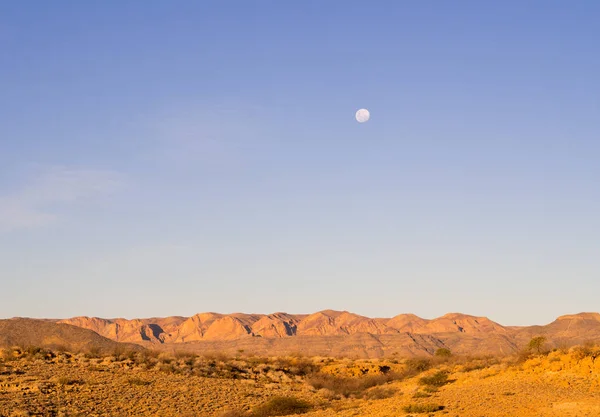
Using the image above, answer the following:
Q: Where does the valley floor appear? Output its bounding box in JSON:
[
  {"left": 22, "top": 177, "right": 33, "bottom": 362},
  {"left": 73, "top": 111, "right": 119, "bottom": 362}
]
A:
[{"left": 2, "top": 348, "right": 600, "bottom": 416}]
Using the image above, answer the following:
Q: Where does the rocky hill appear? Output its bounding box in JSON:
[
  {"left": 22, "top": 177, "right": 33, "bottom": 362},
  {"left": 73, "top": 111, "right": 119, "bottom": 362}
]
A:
[
  {"left": 43, "top": 311, "right": 600, "bottom": 358},
  {"left": 0, "top": 318, "right": 143, "bottom": 354}
]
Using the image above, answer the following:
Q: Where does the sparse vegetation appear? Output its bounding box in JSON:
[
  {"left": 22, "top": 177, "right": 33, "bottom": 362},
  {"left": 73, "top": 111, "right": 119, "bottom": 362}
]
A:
[
  {"left": 572, "top": 341, "right": 600, "bottom": 361},
  {"left": 307, "top": 371, "right": 404, "bottom": 399},
  {"left": 56, "top": 376, "right": 84, "bottom": 386},
  {"left": 403, "top": 403, "right": 445, "bottom": 413},
  {"left": 434, "top": 348, "right": 452, "bottom": 358},
  {"left": 528, "top": 336, "right": 548, "bottom": 355},
  {"left": 418, "top": 371, "right": 449, "bottom": 387},
  {"left": 362, "top": 386, "right": 398, "bottom": 400},
  {"left": 128, "top": 377, "right": 152, "bottom": 386},
  {"left": 252, "top": 396, "right": 312, "bottom": 416},
  {"left": 2, "top": 342, "right": 600, "bottom": 416}
]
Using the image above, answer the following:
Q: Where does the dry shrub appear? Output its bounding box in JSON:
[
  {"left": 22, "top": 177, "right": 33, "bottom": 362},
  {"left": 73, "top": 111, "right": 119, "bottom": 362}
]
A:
[
  {"left": 404, "top": 358, "right": 432, "bottom": 374},
  {"left": 128, "top": 377, "right": 152, "bottom": 386},
  {"left": 412, "top": 391, "right": 432, "bottom": 398},
  {"left": 274, "top": 357, "right": 318, "bottom": 376},
  {"left": 56, "top": 376, "right": 84, "bottom": 386},
  {"left": 362, "top": 386, "right": 397, "bottom": 400},
  {"left": 461, "top": 356, "right": 499, "bottom": 372},
  {"left": 512, "top": 349, "right": 534, "bottom": 365},
  {"left": 572, "top": 341, "right": 600, "bottom": 361},
  {"left": 418, "top": 371, "right": 449, "bottom": 387},
  {"left": 434, "top": 348, "right": 452, "bottom": 359},
  {"left": 84, "top": 346, "right": 102, "bottom": 359},
  {"left": 307, "top": 371, "right": 403, "bottom": 399},
  {"left": 252, "top": 396, "right": 311, "bottom": 416},
  {"left": 403, "top": 403, "right": 444, "bottom": 413}
]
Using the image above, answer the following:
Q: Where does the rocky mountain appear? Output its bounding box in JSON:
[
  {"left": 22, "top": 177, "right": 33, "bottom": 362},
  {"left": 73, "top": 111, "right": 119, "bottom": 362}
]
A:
[
  {"left": 45, "top": 311, "right": 600, "bottom": 358},
  {"left": 58, "top": 310, "right": 505, "bottom": 345}
]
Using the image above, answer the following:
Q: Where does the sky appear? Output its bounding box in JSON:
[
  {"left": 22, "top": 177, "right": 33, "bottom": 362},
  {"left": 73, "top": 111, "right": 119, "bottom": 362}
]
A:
[{"left": 1, "top": 1, "right": 599, "bottom": 325}]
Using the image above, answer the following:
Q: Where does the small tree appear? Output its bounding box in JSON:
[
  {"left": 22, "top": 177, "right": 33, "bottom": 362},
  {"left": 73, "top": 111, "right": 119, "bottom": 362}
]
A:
[{"left": 528, "top": 336, "right": 547, "bottom": 354}]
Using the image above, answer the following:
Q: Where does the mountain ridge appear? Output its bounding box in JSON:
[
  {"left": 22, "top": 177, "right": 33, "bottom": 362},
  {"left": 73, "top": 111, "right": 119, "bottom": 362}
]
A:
[{"left": 3, "top": 311, "right": 599, "bottom": 358}]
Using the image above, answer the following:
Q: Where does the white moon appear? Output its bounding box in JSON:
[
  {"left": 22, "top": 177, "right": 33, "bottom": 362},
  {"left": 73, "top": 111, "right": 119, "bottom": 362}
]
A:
[{"left": 355, "top": 108, "right": 370, "bottom": 123}]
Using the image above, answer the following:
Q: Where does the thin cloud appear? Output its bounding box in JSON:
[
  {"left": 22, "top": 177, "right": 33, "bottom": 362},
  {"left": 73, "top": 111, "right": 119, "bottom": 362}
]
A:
[{"left": 0, "top": 166, "right": 125, "bottom": 231}]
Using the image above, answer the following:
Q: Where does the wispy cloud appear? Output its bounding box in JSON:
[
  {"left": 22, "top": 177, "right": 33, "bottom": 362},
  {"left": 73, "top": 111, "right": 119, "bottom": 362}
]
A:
[{"left": 0, "top": 166, "right": 125, "bottom": 231}]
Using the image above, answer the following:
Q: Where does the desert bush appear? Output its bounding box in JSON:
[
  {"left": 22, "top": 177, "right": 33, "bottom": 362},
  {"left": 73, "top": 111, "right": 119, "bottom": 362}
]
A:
[
  {"left": 128, "top": 377, "right": 152, "bottom": 386},
  {"left": 403, "top": 403, "right": 444, "bottom": 413},
  {"left": 404, "top": 358, "right": 432, "bottom": 374},
  {"left": 276, "top": 357, "right": 318, "bottom": 376},
  {"left": 84, "top": 347, "right": 102, "bottom": 359},
  {"left": 412, "top": 391, "right": 431, "bottom": 398},
  {"left": 513, "top": 349, "right": 533, "bottom": 365},
  {"left": 418, "top": 371, "right": 449, "bottom": 387},
  {"left": 252, "top": 396, "right": 312, "bottom": 416},
  {"left": 461, "top": 356, "right": 499, "bottom": 372},
  {"left": 157, "top": 362, "right": 178, "bottom": 373},
  {"left": 434, "top": 348, "right": 452, "bottom": 358},
  {"left": 362, "top": 386, "right": 397, "bottom": 400},
  {"left": 572, "top": 341, "right": 600, "bottom": 361},
  {"left": 56, "top": 376, "right": 84, "bottom": 386},
  {"left": 528, "top": 336, "right": 548, "bottom": 355},
  {"left": 307, "top": 371, "right": 403, "bottom": 399}
]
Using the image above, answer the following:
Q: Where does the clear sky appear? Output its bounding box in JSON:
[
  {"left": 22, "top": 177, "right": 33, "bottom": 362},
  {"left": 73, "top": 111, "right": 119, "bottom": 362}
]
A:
[{"left": 1, "top": 1, "right": 599, "bottom": 325}]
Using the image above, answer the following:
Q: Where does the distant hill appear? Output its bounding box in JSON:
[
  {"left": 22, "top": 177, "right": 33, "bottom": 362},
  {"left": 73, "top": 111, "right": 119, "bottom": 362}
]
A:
[
  {"left": 48, "top": 310, "right": 600, "bottom": 358},
  {"left": 0, "top": 318, "right": 143, "bottom": 354}
]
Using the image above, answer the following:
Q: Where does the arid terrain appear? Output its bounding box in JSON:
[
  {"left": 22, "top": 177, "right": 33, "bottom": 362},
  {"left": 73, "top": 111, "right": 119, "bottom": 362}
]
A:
[
  {"left": 1, "top": 315, "right": 600, "bottom": 416},
  {"left": 2, "top": 340, "right": 600, "bottom": 416}
]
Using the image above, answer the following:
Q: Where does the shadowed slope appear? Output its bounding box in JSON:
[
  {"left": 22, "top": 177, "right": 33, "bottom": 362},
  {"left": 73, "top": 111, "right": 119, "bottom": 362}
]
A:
[{"left": 0, "top": 318, "right": 143, "bottom": 353}]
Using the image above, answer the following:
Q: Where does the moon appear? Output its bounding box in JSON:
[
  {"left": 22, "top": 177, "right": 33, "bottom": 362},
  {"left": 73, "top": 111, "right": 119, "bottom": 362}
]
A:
[{"left": 355, "top": 108, "right": 370, "bottom": 123}]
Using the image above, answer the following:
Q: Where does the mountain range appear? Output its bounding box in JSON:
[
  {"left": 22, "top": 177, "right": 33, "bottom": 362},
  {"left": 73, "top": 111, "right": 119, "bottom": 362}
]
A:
[{"left": 3, "top": 311, "right": 600, "bottom": 358}]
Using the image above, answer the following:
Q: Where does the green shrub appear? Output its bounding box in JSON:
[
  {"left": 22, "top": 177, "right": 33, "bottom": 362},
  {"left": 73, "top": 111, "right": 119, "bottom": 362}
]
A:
[
  {"left": 252, "top": 396, "right": 311, "bottom": 416},
  {"left": 412, "top": 391, "right": 431, "bottom": 398}
]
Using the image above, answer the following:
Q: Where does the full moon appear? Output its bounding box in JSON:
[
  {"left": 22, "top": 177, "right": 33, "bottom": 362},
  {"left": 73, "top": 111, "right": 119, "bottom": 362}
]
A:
[{"left": 355, "top": 108, "right": 370, "bottom": 123}]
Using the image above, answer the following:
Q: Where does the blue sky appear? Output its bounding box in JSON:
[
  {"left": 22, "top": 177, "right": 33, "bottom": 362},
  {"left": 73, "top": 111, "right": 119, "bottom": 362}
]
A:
[{"left": 1, "top": 2, "right": 599, "bottom": 325}]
